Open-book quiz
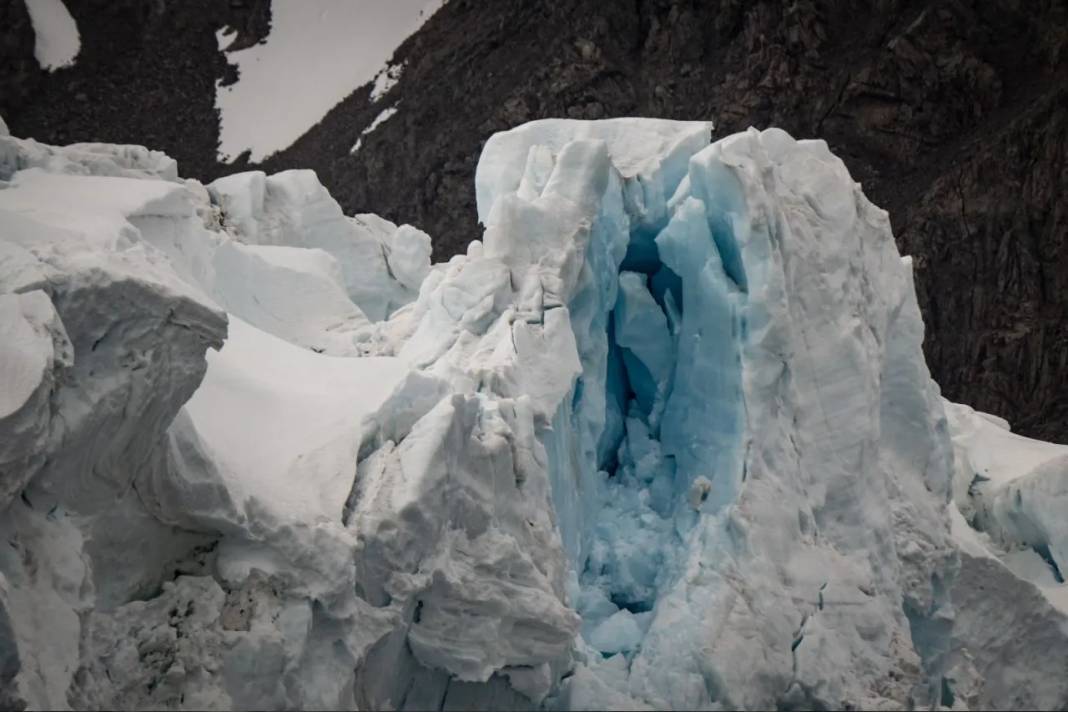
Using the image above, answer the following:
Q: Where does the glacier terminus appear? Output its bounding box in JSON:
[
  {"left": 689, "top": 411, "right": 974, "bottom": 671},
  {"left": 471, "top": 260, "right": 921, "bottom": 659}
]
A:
[{"left": 1, "top": 114, "right": 1067, "bottom": 710}]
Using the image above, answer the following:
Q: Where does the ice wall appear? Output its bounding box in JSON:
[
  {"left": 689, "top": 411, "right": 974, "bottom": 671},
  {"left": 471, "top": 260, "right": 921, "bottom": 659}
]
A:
[{"left": 351, "top": 119, "right": 961, "bottom": 709}]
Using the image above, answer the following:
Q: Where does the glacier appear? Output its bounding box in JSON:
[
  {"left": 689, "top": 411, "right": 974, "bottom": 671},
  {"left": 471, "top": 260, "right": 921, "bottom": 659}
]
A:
[{"left": 1, "top": 114, "right": 1068, "bottom": 710}]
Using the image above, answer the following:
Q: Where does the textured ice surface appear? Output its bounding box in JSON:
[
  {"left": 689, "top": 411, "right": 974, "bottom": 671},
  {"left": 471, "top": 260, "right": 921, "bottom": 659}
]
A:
[
  {"left": 0, "top": 139, "right": 227, "bottom": 709},
  {"left": 945, "top": 401, "right": 1068, "bottom": 619},
  {"left": 206, "top": 170, "right": 428, "bottom": 324},
  {"left": 2, "top": 118, "right": 1068, "bottom": 710}
]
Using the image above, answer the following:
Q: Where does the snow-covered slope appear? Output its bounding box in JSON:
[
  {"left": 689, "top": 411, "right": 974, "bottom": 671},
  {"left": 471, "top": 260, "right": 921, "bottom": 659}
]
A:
[
  {"left": 216, "top": 0, "right": 443, "bottom": 162},
  {"left": 2, "top": 116, "right": 1067, "bottom": 710}
]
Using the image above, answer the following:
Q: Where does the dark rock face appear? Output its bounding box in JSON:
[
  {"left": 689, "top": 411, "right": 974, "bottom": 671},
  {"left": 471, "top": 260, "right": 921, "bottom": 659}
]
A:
[
  {"left": 0, "top": 0, "right": 38, "bottom": 118},
  {"left": 4, "top": 0, "right": 1067, "bottom": 441},
  {"left": 2, "top": 0, "right": 270, "bottom": 177},
  {"left": 901, "top": 87, "right": 1068, "bottom": 440}
]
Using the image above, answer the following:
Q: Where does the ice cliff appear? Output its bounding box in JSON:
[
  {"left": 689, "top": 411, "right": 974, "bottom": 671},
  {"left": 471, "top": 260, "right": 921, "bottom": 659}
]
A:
[{"left": 1, "top": 116, "right": 1067, "bottom": 710}]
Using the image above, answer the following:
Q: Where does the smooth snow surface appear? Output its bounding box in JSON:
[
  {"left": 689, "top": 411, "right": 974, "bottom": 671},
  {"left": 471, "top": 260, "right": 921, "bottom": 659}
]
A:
[
  {"left": 183, "top": 317, "right": 407, "bottom": 524},
  {"left": 4, "top": 118, "right": 1068, "bottom": 711},
  {"left": 24, "top": 0, "right": 80, "bottom": 71},
  {"left": 216, "top": 0, "right": 443, "bottom": 162}
]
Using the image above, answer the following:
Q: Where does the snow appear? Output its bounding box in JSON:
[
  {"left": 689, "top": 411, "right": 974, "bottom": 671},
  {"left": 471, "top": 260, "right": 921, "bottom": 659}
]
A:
[
  {"left": 206, "top": 169, "right": 429, "bottom": 324},
  {"left": 4, "top": 118, "right": 1068, "bottom": 710},
  {"left": 0, "top": 135, "right": 179, "bottom": 182},
  {"left": 181, "top": 317, "right": 408, "bottom": 525},
  {"left": 945, "top": 401, "right": 1068, "bottom": 613},
  {"left": 366, "top": 104, "right": 400, "bottom": 135},
  {"left": 208, "top": 242, "right": 372, "bottom": 354},
  {"left": 0, "top": 168, "right": 193, "bottom": 240},
  {"left": 216, "top": 1, "right": 444, "bottom": 162},
  {"left": 475, "top": 117, "right": 713, "bottom": 228},
  {"left": 350, "top": 103, "right": 399, "bottom": 155},
  {"left": 24, "top": 0, "right": 80, "bottom": 71},
  {"left": 0, "top": 290, "right": 69, "bottom": 508},
  {"left": 215, "top": 26, "right": 237, "bottom": 52},
  {"left": 370, "top": 62, "right": 405, "bottom": 102},
  {"left": 945, "top": 400, "right": 1066, "bottom": 490},
  {"left": 0, "top": 291, "right": 59, "bottom": 420}
]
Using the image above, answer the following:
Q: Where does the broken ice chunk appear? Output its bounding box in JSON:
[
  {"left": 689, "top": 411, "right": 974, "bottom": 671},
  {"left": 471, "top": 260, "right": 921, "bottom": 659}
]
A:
[
  {"left": 588, "top": 609, "right": 643, "bottom": 654},
  {"left": 688, "top": 476, "right": 713, "bottom": 510},
  {"left": 384, "top": 224, "right": 432, "bottom": 292}
]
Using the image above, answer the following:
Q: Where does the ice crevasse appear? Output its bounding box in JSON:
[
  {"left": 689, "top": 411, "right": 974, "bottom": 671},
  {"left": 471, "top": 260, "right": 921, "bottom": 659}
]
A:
[{"left": 2, "top": 115, "right": 1068, "bottom": 710}]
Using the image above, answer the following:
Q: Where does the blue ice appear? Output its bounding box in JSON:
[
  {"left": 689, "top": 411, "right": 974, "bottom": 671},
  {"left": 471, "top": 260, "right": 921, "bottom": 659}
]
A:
[{"left": 542, "top": 138, "right": 749, "bottom": 663}]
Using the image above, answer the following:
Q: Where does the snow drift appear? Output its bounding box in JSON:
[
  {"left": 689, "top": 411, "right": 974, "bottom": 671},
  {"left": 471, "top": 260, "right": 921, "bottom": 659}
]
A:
[{"left": 1, "top": 115, "right": 1067, "bottom": 710}]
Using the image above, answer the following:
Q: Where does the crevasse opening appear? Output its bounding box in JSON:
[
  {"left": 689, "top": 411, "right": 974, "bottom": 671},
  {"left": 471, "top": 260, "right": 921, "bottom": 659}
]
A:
[{"left": 544, "top": 143, "right": 750, "bottom": 665}]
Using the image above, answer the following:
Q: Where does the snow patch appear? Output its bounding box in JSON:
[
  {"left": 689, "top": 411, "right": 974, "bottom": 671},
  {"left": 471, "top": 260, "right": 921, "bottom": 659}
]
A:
[
  {"left": 181, "top": 317, "right": 408, "bottom": 525},
  {"left": 216, "top": 0, "right": 443, "bottom": 162},
  {"left": 371, "top": 62, "right": 405, "bottom": 102},
  {"left": 24, "top": 0, "right": 80, "bottom": 71},
  {"left": 350, "top": 104, "right": 400, "bottom": 155},
  {"left": 215, "top": 25, "right": 237, "bottom": 52}
]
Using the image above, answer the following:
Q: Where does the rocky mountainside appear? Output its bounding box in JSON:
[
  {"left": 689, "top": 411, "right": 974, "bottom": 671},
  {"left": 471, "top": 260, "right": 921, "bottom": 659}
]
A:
[{"left": 4, "top": 0, "right": 1067, "bottom": 442}]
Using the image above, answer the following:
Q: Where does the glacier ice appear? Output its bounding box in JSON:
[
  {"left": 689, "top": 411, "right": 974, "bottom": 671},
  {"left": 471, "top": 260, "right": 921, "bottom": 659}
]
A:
[
  {"left": 2, "top": 116, "right": 1068, "bottom": 710},
  {"left": 206, "top": 168, "right": 429, "bottom": 325}
]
